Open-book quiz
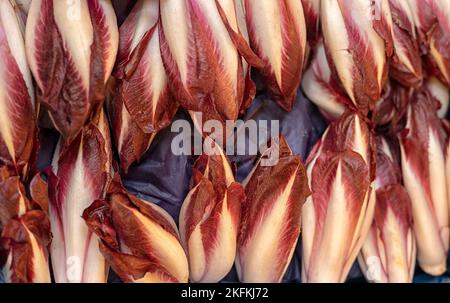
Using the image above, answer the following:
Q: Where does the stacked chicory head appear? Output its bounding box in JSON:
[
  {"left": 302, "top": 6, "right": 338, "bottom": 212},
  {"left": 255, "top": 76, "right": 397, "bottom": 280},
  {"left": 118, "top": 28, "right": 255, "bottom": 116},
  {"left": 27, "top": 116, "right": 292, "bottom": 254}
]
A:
[{"left": 1, "top": 0, "right": 450, "bottom": 284}]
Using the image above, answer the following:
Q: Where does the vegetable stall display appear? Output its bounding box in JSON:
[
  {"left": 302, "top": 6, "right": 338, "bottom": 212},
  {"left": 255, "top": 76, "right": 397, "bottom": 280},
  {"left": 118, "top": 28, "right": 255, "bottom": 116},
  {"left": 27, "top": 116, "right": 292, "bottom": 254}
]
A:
[{"left": 0, "top": 0, "right": 449, "bottom": 283}]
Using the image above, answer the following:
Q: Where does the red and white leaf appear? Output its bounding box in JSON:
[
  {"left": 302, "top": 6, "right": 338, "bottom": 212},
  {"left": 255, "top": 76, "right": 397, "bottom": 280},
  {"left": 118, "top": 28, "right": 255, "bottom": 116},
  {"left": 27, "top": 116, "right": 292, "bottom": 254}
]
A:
[
  {"left": 236, "top": 137, "right": 310, "bottom": 283},
  {"left": 373, "top": 81, "right": 412, "bottom": 128},
  {"left": 179, "top": 142, "right": 244, "bottom": 283},
  {"left": 303, "top": 150, "right": 370, "bottom": 283},
  {"left": 374, "top": 136, "right": 402, "bottom": 190},
  {"left": 47, "top": 119, "right": 111, "bottom": 283},
  {"left": 301, "top": 0, "right": 321, "bottom": 50},
  {"left": 321, "top": 0, "right": 393, "bottom": 114},
  {"left": 83, "top": 177, "right": 189, "bottom": 283},
  {"left": 0, "top": 168, "right": 29, "bottom": 231},
  {"left": 25, "top": 0, "right": 118, "bottom": 140},
  {"left": 359, "top": 185, "right": 415, "bottom": 283},
  {"left": 301, "top": 41, "right": 348, "bottom": 120},
  {"left": 0, "top": 210, "right": 51, "bottom": 283},
  {"left": 111, "top": 0, "right": 177, "bottom": 172},
  {"left": 426, "top": 76, "right": 449, "bottom": 118},
  {"left": 302, "top": 111, "right": 375, "bottom": 283},
  {"left": 243, "top": 0, "right": 307, "bottom": 111},
  {"left": 0, "top": 0, "right": 35, "bottom": 174},
  {"left": 388, "top": 0, "right": 423, "bottom": 87},
  {"left": 408, "top": 0, "right": 450, "bottom": 86},
  {"left": 160, "top": 0, "right": 257, "bottom": 124},
  {"left": 399, "top": 89, "right": 449, "bottom": 276}
]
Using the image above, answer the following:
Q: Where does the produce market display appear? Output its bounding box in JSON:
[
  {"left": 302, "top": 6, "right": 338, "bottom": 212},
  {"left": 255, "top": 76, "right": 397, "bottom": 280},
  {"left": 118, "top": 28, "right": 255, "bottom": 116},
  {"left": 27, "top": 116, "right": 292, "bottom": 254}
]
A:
[{"left": 0, "top": 0, "right": 449, "bottom": 284}]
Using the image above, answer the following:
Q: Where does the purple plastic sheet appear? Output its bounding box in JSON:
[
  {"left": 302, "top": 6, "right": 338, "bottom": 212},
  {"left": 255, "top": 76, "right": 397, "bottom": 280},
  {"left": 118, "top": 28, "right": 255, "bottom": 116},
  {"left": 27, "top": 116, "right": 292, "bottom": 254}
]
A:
[
  {"left": 112, "top": 0, "right": 136, "bottom": 26},
  {"left": 231, "top": 90, "right": 327, "bottom": 183},
  {"left": 121, "top": 111, "right": 195, "bottom": 221}
]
